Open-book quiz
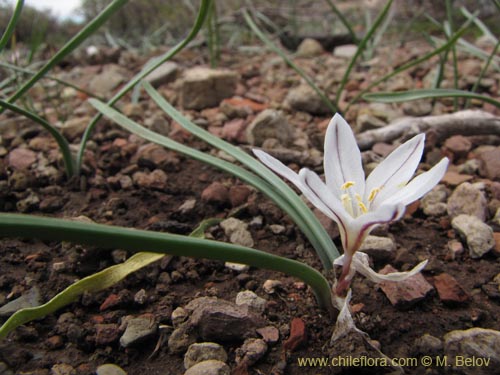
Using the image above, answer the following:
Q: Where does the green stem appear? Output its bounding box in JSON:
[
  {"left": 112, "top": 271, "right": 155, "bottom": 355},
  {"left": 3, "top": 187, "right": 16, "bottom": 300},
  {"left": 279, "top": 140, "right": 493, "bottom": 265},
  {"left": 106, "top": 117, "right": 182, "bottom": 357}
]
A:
[
  {"left": 0, "top": 213, "right": 334, "bottom": 316},
  {"left": 0, "top": 0, "right": 24, "bottom": 52},
  {"left": 324, "top": 0, "right": 358, "bottom": 44}
]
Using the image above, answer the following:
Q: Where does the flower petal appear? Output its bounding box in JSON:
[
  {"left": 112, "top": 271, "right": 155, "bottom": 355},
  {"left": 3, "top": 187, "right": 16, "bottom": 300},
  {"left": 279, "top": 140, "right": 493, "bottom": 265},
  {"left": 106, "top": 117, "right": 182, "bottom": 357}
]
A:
[
  {"left": 331, "top": 289, "right": 357, "bottom": 342},
  {"left": 324, "top": 113, "right": 365, "bottom": 197},
  {"left": 365, "top": 134, "right": 425, "bottom": 209},
  {"left": 351, "top": 252, "right": 428, "bottom": 283},
  {"left": 253, "top": 149, "right": 303, "bottom": 186},
  {"left": 388, "top": 157, "right": 449, "bottom": 206}
]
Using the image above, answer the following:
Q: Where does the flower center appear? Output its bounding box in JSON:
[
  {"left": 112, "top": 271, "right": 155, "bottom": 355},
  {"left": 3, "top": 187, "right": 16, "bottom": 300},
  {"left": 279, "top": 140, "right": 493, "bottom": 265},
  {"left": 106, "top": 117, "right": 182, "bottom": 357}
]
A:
[{"left": 340, "top": 181, "right": 367, "bottom": 217}]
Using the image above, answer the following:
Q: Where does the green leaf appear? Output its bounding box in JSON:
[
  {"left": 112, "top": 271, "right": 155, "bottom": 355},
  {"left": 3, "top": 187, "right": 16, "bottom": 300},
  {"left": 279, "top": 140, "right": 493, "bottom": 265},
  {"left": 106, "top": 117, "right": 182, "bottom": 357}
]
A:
[
  {"left": 0, "top": 0, "right": 24, "bottom": 52},
  {"left": 363, "top": 89, "right": 500, "bottom": 109}
]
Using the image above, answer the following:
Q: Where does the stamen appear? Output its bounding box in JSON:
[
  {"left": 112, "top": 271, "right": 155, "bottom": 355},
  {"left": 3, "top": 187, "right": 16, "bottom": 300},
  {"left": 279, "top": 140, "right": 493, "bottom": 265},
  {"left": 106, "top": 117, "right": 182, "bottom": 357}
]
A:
[
  {"left": 341, "top": 194, "right": 354, "bottom": 216},
  {"left": 355, "top": 194, "right": 368, "bottom": 214},
  {"left": 341, "top": 181, "right": 355, "bottom": 190},
  {"left": 368, "top": 187, "right": 381, "bottom": 202}
]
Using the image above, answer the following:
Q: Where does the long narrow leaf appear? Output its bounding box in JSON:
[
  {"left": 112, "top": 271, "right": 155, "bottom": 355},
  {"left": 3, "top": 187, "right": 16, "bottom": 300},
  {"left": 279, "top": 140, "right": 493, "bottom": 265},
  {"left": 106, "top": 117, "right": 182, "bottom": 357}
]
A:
[
  {"left": 363, "top": 88, "right": 500, "bottom": 109},
  {"left": 460, "top": 7, "right": 497, "bottom": 43},
  {"left": 0, "top": 213, "right": 334, "bottom": 326},
  {"left": 89, "top": 96, "right": 339, "bottom": 269},
  {"left": 335, "top": 0, "right": 394, "bottom": 110},
  {"left": 324, "top": 0, "right": 358, "bottom": 44},
  {"left": 0, "top": 0, "right": 24, "bottom": 52},
  {"left": 142, "top": 82, "right": 340, "bottom": 263},
  {"left": 0, "top": 99, "right": 75, "bottom": 177},
  {"left": 242, "top": 9, "right": 337, "bottom": 113},
  {"left": 76, "top": 0, "right": 212, "bottom": 173},
  {"left": 1, "top": 0, "right": 129, "bottom": 110}
]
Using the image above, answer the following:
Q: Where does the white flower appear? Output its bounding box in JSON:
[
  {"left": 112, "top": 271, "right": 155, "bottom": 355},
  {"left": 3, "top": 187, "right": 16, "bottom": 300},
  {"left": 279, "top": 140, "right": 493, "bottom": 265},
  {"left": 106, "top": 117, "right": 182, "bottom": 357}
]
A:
[{"left": 253, "top": 113, "right": 448, "bottom": 295}]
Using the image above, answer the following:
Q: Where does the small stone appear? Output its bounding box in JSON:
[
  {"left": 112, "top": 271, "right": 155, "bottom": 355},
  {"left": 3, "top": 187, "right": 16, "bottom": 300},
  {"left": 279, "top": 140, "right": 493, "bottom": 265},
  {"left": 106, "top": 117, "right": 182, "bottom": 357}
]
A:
[
  {"left": 229, "top": 185, "right": 252, "bottom": 207},
  {"left": 447, "top": 182, "right": 488, "bottom": 221},
  {"left": 263, "top": 280, "right": 282, "bottom": 294},
  {"left": 221, "top": 119, "right": 248, "bottom": 143},
  {"left": 7, "top": 147, "right": 36, "bottom": 170},
  {"left": 269, "top": 224, "right": 286, "bottom": 235},
  {"left": 178, "top": 199, "right": 196, "bottom": 214},
  {"left": 134, "top": 289, "right": 147, "bottom": 305},
  {"left": 144, "top": 61, "right": 178, "bottom": 87},
  {"left": 50, "top": 363, "right": 75, "bottom": 375},
  {"left": 134, "top": 143, "right": 174, "bottom": 169},
  {"left": 95, "top": 323, "right": 120, "bottom": 346},
  {"left": 132, "top": 169, "right": 168, "bottom": 190},
  {"left": 39, "top": 196, "right": 64, "bottom": 212},
  {"left": 184, "top": 360, "right": 230, "bottom": 375},
  {"left": 96, "top": 364, "right": 127, "bottom": 375},
  {"left": 256, "top": 326, "right": 280, "bottom": 344},
  {"left": 16, "top": 191, "right": 40, "bottom": 213},
  {"left": 402, "top": 100, "right": 432, "bottom": 116},
  {"left": 220, "top": 218, "right": 254, "bottom": 247},
  {"left": 181, "top": 67, "right": 238, "bottom": 110},
  {"left": 236, "top": 338, "right": 268, "bottom": 366},
  {"left": 477, "top": 147, "right": 500, "bottom": 180},
  {"left": 444, "top": 328, "right": 500, "bottom": 374},
  {"left": 413, "top": 334, "right": 443, "bottom": 356},
  {"left": 379, "top": 265, "right": 433, "bottom": 308},
  {"left": 224, "top": 262, "right": 250, "bottom": 272},
  {"left": 201, "top": 182, "right": 229, "bottom": 206},
  {"left": 168, "top": 325, "right": 197, "bottom": 354},
  {"left": 184, "top": 342, "right": 228, "bottom": 370},
  {"left": 45, "top": 335, "right": 64, "bottom": 350},
  {"left": 171, "top": 307, "right": 189, "bottom": 327},
  {"left": 246, "top": 109, "right": 292, "bottom": 146},
  {"left": 296, "top": 38, "right": 324, "bottom": 57},
  {"left": 433, "top": 273, "right": 470, "bottom": 304},
  {"left": 443, "top": 135, "right": 472, "bottom": 160},
  {"left": 235, "top": 291, "right": 267, "bottom": 313},
  {"left": 451, "top": 214, "right": 495, "bottom": 258},
  {"left": 441, "top": 171, "right": 473, "bottom": 186},
  {"left": 358, "top": 235, "right": 395, "bottom": 262},
  {"left": 88, "top": 64, "right": 127, "bottom": 95},
  {"left": 421, "top": 185, "right": 449, "bottom": 217},
  {"left": 356, "top": 114, "right": 387, "bottom": 133},
  {"left": 119, "top": 316, "right": 157, "bottom": 348},
  {"left": 283, "top": 318, "right": 306, "bottom": 352},
  {"left": 446, "top": 240, "right": 464, "bottom": 260},
  {"left": 0, "top": 287, "right": 41, "bottom": 317},
  {"left": 284, "top": 85, "right": 331, "bottom": 115},
  {"left": 333, "top": 44, "right": 357, "bottom": 58}
]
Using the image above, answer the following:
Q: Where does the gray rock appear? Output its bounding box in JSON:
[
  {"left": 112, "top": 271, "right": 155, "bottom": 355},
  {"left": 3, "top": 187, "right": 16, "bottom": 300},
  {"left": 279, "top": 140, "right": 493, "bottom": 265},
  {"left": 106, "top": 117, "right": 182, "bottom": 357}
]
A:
[
  {"left": 235, "top": 290, "right": 267, "bottom": 313},
  {"left": 50, "top": 363, "right": 75, "bottom": 375},
  {"left": 246, "top": 109, "right": 292, "bottom": 147},
  {"left": 355, "top": 113, "right": 387, "bottom": 133},
  {"left": 402, "top": 100, "right": 432, "bottom": 116},
  {"left": 168, "top": 324, "right": 197, "bottom": 354},
  {"left": 447, "top": 182, "right": 488, "bottom": 221},
  {"left": 444, "top": 328, "right": 500, "bottom": 374},
  {"left": 144, "top": 61, "right": 178, "bottom": 87},
  {"left": 16, "top": 190, "right": 40, "bottom": 213},
  {"left": 184, "top": 342, "right": 228, "bottom": 370},
  {"left": 235, "top": 338, "right": 268, "bottom": 366},
  {"left": 89, "top": 64, "right": 127, "bottom": 95},
  {"left": 172, "top": 307, "right": 189, "bottom": 327},
  {"left": 0, "top": 287, "right": 41, "bottom": 317},
  {"left": 224, "top": 262, "right": 249, "bottom": 272},
  {"left": 358, "top": 235, "right": 395, "bottom": 262},
  {"left": 422, "top": 185, "right": 449, "bottom": 217},
  {"left": 60, "top": 116, "right": 91, "bottom": 141},
  {"left": 119, "top": 316, "right": 157, "bottom": 348},
  {"left": 451, "top": 214, "right": 495, "bottom": 258},
  {"left": 333, "top": 44, "right": 357, "bottom": 58},
  {"left": 220, "top": 218, "right": 254, "bottom": 248},
  {"left": 96, "top": 364, "right": 127, "bottom": 375},
  {"left": 7, "top": 147, "right": 36, "bottom": 170},
  {"left": 413, "top": 333, "right": 443, "bottom": 356},
  {"left": 296, "top": 38, "right": 324, "bottom": 57},
  {"left": 187, "top": 297, "right": 264, "bottom": 342},
  {"left": 183, "top": 360, "right": 230, "bottom": 375},
  {"left": 284, "top": 84, "right": 331, "bottom": 115},
  {"left": 181, "top": 67, "right": 238, "bottom": 110}
]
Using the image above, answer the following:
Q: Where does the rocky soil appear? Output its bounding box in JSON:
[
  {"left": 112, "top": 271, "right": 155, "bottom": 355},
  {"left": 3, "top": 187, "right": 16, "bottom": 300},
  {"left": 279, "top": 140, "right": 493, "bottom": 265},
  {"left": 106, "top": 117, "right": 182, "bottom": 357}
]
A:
[{"left": 0, "top": 35, "right": 499, "bottom": 375}]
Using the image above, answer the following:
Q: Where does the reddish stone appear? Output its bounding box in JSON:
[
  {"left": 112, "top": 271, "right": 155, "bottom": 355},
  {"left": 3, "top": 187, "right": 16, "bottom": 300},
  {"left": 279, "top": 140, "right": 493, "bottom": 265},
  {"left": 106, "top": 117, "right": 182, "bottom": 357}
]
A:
[
  {"left": 45, "top": 335, "right": 64, "bottom": 350},
  {"left": 379, "top": 265, "right": 434, "bottom": 308},
  {"left": 221, "top": 97, "right": 267, "bottom": 112},
  {"left": 221, "top": 119, "right": 248, "bottom": 143},
  {"left": 100, "top": 293, "right": 121, "bottom": 311},
  {"left": 441, "top": 171, "right": 473, "bottom": 186},
  {"left": 443, "top": 135, "right": 472, "bottom": 161},
  {"left": 229, "top": 185, "right": 252, "bottom": 207},
  {"left": 95, "top": 323, "right": 120, "bottom": 345},
  {"left": 433, "top": 273, "right": 470, "bottom": 304},
  {"left": 477, "top": 147, "right": 500, "bottom": 180},
  {"left": 201, "top": 181, "right": 230, "bottom": 205},
  {"left": 256, "top": 326, "right": 280, "bottom": 344},
  {"left": 284, "top": 317, "right": 307, "bottom": 352},
  {"left": 7, "top": 147, "right": 37, "bottom": 170},
  {"left": 493, "top": 233, "right": 500, "bottom": 256}
]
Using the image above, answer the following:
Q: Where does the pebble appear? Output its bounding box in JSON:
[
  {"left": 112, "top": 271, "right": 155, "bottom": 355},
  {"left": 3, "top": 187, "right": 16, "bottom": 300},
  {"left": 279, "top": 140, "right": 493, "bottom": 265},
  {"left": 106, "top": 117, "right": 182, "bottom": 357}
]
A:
[
  {"left": 256, "top": 326, "right": 280, "bottom": 344},
  {"left": 119, "top": 316, "right": 157, "bottom": 348},
  {"left": 333, "top": 44, "right": 357, "bottom": 58},
  {"left": 144, "top": 61, "right": 178, "bottom": 87},
  {"left": 443, "top": 135, "right": 472, "bottom": 160},
  {"left": 378, "top": 265, "right": 434, "bottom": 308},
  {"left": 96, "top": 364, "right": 127, "bottom": 375},
  {"left": 7, "top": 147, "right": 36, "bottom": 170},
  {"left": 132, "top": 169, "right": 168, "bottom": 190},
  {"left": 446, "top": 239, "right": 465, "bottom": 260},
  {"left": 229, "top": 185, "right": 252, "bottom": 207},
  {"left": 201, "top": 182, "right": 230, "bottom": 206},
  {"left": 284, "top": 84, "right": 331, "bottom": 115},
  {"left": 402, "top": 100, "right": 432, "bottom": 116},
  {"left": 183, "top": 360, "right": 230, "bottom": 375},
  {"left": 221, "top": 119, "right": 247, "bottom": 143},
  {"left": 181, "top": 67, "right": 238, "bottom": 110},
  {"left": 171, "top": 307, "right": 189, "bottom": 327},
  {"left": 451, "top": 214, "right": 495, "bottom": 258},
  {"left": 50, "top": 363, "right": 75, "bottom": 375},
  {"left": 16, "top": 191, "right": 40, "bottom": 212},
  {"left": 413, "top": 333, "right": 443, "bottom": 356},
  {"left": 220, "top": 218, "right": 254, "bottom": 248},
  {"left": 224, "top": 262, "right": 250, "bottom": 272},
  {"left": 184, "top": 342, "right": 228, "bottom": 370},
  {"left": 283, "top": 317, "right": 306, "bottom": 352},
  {"left": 296, "top": 38, "right": 324, "bottom": 57},
  {"left": 95, "top": 324, "right": 120, "bottom": 346},
  {"left": 269, "top": 224, "right": 286, "bottom": 234},
  {"left": 168, "top": 325, "right": 197, "bottom": 354},
  {"left": 444, "top": 328, "right": 500, "bottom": 374},
  {"left": 88, "top": 64, "right": 127, "bottom": 95},
  {"left": 235, "top": 338, "right": 268, "bottom": 365},
  {"left": 358, "top": 235, "right": 395, "bottom": 262},
  {"left": 235, "top": 290, "right": 267, "bottom": 313},
  {"left": 0, "top": 286, "right": 41, "bottom": 317},
  {"left": 477, "top": 147, "right": 500, "bottom": 180},
  {"left": 421, "top": 184, "right": 449, "bottom": 217},
  {"left": 246, "top": 109, "right": 292, "bottom": 146},
  {"left": 433, "top": 273, "right": 470, "bottom": 304},
  {"left": 441, "top": 171, "right": 473, "bottom": 186},
  {"left": 60, "top": 116, "right": 91, "bottom": 141},
  {"left": 262, "top": 279, "right": 282, "bottom": 294},
  {"left": 447, "top": 182, "right": 488, "bottom": 221}
]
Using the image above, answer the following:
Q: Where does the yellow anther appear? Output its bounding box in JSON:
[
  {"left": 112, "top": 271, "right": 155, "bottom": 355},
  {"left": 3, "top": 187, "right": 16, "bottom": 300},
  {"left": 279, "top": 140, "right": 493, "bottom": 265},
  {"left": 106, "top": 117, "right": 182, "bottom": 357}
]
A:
[
  {"left": 341, "top": 181, "right": 355, "bottom": 190},
  {"left": 368, "top": 187, "right": 381, "bottom": 202},
  {"left": 341, "top": 193, "right": 354, "bottom": 216},
  {"left": 358, "top": 201, "right": 368, "bottom": 214}
]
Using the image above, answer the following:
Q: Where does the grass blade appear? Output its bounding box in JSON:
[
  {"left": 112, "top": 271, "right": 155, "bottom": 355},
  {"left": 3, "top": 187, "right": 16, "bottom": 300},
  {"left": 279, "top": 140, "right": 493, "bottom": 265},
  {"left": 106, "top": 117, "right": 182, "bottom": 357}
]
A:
[
  {"left": 0, "top": 213, "right": 334, "bottom": 334},
  {"left": 0, "top": 99, "right": 75, "bottom": 177},
  {"left": 324, "top": 0, "right": 358, "bottom": 43},
  {"left": 75, "top": 0, "right": 212, "bottom": 174},
  {"left": 89, "top": 96, "right": 339, "bottom": 269},
  {"left": 363, "top": 88, "right": 500, "bottom": 109},
  {"left": 0, "top": 0, "right": 24, "bottom": 52},
  {"left": 1, "top": 0, "right": 129, "bottom": 111},
  {"left": 242, "top": 9, "right": 337, "bottom": 113}
]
